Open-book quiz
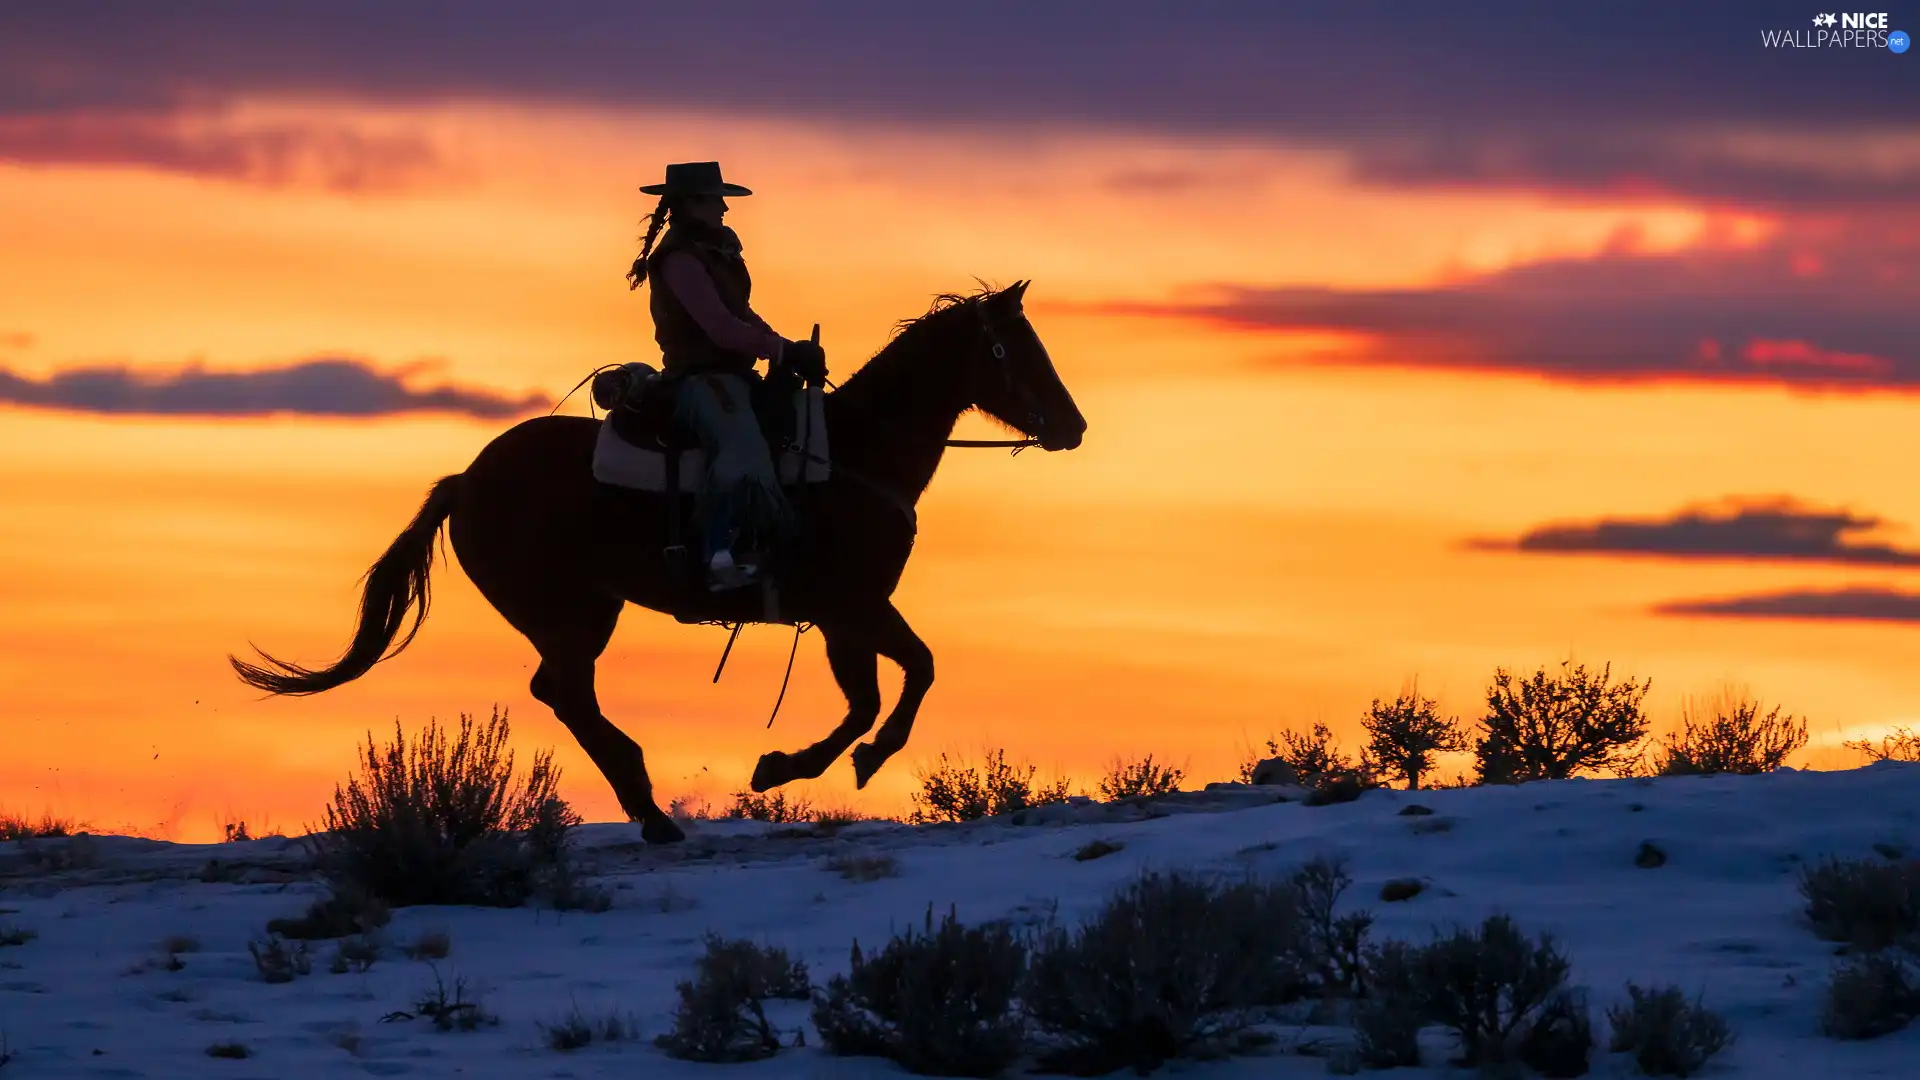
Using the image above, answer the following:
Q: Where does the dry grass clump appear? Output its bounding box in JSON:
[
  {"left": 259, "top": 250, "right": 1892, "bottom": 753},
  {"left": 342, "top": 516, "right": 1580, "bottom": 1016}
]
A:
[
  {"left": 309, "top": 708, "right": 588, "bottom": 910},
  {"left": 909, "top": 749, "right": 1073, "bottom": 824},
  {"left": 825, "top": 851, "right": 901, "bottom": 882},
  {"left": 542, "top": 1005, "right": 640, "bottom": 1051},
  {"left": 813, "top": 906, "right": 1027, "bottom": 1077},
  {"left": 0, "top": 812, "right": 76, "bottom": 841}
]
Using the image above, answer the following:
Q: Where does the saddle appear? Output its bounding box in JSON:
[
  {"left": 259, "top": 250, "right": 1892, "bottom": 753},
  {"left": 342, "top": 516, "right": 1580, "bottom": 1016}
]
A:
[{"left": 589, "top": 363, "right": 830, "bottom": 494}]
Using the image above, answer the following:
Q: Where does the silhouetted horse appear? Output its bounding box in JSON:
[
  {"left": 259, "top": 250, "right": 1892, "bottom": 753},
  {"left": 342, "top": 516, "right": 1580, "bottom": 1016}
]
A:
[{"left": 231, "top": 281, "right": 1085, "bottom": 843}]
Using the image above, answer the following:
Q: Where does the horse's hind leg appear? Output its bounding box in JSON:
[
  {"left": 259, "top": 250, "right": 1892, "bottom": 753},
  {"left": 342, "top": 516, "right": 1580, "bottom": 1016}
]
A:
[
  {"left": 750, "top": 621, "right": 880, "bottom": 792},
  {"left": 525, "top": 594, "right": 685, "bottom": 844}
]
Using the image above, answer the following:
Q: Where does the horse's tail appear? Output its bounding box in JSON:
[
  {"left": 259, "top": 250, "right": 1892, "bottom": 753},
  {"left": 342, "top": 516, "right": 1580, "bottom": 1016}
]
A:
[{"left": 230, "top": 474, "right": 463, "bottom": 696}]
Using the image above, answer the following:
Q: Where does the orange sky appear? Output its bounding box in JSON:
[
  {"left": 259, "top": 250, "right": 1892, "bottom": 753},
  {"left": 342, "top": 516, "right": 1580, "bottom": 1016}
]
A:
[{"left": 5, "top": 102, "right": 1917, "bottom": 840}]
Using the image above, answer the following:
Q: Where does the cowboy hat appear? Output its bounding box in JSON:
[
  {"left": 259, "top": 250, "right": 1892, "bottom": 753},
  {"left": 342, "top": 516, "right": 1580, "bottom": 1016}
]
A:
[{"left": 639, "top": 161, "right": 753, "bottom": 197}]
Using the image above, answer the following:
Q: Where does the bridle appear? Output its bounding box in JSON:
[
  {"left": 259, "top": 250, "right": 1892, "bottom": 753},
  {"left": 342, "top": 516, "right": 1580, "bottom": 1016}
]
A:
[{"left": 944, "top": 302, "right": 1045, "bottom": 450}]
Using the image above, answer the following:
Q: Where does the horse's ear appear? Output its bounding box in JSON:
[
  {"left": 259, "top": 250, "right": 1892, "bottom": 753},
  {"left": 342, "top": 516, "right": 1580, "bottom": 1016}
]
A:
[{"left": 1009, "top": 279, "right": 1030, "bottom": 302}]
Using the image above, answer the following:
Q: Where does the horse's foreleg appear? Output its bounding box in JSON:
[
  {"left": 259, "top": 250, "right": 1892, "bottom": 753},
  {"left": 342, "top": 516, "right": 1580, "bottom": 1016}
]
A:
[
  {"left": 750, "top": 621, "right": 880, "bottom": 792},
  {"left": 849, "top": 604, "right": 933, "bottom": 789}
]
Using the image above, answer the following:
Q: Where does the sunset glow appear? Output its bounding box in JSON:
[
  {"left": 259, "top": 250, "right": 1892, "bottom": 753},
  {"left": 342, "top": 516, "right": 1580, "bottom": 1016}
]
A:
[{"left": 5, "top": 7, "right": 1918, "bottom": 839}]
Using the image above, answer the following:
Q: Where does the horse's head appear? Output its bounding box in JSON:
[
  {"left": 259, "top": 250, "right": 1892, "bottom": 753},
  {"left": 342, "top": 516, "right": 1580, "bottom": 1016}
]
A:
[{"left": 965, "top": 281, "right": 1086, "bottom": 452}]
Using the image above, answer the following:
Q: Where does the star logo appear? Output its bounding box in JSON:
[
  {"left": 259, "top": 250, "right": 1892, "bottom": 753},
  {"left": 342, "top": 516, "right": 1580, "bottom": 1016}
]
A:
[{"left": 1814, "top": 12, "right": 1838, "bottom": 26}]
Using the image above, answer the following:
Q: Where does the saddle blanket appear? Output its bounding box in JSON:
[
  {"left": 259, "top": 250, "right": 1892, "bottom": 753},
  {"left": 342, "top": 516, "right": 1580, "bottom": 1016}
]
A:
[{"left": 591, "top": 388, "right": 830, "bottom": 494}]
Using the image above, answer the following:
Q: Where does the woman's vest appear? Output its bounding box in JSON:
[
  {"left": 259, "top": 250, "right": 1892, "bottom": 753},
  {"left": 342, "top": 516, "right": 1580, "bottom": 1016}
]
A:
[{"left": 648, "top": 223, "right": 756, "bottom": 376}]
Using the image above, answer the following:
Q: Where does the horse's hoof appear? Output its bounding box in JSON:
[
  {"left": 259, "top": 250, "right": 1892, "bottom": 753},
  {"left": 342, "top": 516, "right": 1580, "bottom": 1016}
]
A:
[
  {"left": 642, "top": 816, "right": 686, "bottom": 845},
  {"left": 751, "top": 751, "right": 790, "bottom": 793},
  {"left": 851, "top": 742, "right": 883, "bottom": 790}
]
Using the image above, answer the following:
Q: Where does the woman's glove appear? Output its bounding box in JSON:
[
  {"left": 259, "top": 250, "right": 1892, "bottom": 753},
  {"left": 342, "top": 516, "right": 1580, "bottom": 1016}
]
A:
[{"left": 782, "top": 338, "right": 828, "bottom": 384}]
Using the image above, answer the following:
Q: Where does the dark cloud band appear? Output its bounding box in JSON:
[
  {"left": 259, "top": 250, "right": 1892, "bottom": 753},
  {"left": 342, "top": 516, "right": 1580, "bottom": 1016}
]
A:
[
  {"left": 1473, "top": 500, "right": 1920, "bottom": 567},
  {"left": 0, "top": 357, "right": 548, "bottom": 419},
  {"left": 1655, "top": 587, "right": 1920, "bottom": 623}
]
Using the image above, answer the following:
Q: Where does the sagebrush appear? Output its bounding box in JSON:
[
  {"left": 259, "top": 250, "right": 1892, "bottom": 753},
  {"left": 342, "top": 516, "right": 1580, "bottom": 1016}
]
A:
[
  {"left": 813, "top": 906, "right": 1026, "bottom": 1076},
  {"left": 658, "top": 936, "right": 809, "bottom": 1062},
  {"left": 1656, "top": 690, "right": 1807, "bottom": 776},
  {"left": 1606, "top": 983, "right": 1734, "bottom": 1076},
  {"left": 309, "top": 708, "right": 585, "bottom": 909},
  {"left": 1799, "top": 855, "right": 1920, "bottom": 952},
  {"left": 1096, "top": 754, "right": 1184, "bottom": 801},
  {"left": 909, "top": 749, "right": 1073, "bottom": 824}
]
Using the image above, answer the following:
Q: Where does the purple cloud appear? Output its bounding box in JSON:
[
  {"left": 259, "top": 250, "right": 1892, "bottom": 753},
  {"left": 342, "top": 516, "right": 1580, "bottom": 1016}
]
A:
[
  {"left": 0, "top": 357, "right": 548, "bottom": 419},
  {"left": 1656, "top": 587, "right": 1920, "bottom": 624}
]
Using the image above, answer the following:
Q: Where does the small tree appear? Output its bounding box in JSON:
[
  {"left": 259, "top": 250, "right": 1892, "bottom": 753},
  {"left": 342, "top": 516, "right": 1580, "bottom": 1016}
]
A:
[
  {"left": 1656, "top": 690, "right": 1808, "bottom": 776},
  {"left": 1363, "top": 688, "right": 1468, "bottom": 790},
  {"left": 1475, "top": 661, "right": 1650, "bottom": 784}
]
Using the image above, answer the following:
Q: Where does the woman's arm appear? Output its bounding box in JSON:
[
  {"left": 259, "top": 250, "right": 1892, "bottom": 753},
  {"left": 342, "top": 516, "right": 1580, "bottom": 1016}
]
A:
[{"left": 657, "top": 251, "right": 784, "bottom": 361}]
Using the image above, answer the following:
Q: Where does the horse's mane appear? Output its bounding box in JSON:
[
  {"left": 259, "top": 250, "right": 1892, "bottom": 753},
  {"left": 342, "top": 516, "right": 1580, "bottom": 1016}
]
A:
[{"left": 834, "top": 284, "right": 1001, "bottom": 399}]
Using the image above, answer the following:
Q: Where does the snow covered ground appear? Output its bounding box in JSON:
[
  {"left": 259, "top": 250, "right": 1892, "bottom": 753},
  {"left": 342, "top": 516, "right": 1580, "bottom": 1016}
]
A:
[{"left": 2, "top": 763, "right": 1916, "bottom": 1078}]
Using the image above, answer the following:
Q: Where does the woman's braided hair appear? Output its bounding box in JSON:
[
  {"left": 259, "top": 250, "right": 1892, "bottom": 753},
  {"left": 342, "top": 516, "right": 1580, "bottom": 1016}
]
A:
[{"left": 624, "top": 195, "right": 675, "bottom": 290}]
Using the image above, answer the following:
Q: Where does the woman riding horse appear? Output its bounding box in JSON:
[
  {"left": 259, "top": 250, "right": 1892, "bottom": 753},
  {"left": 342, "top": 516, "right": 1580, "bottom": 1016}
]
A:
[{"left": 625, "top": 161, "right": 829, "bottom": 591}]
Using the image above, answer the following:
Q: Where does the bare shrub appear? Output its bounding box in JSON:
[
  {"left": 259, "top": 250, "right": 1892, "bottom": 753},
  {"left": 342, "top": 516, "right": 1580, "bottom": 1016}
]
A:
[
  {"left": 727, "top": 789, "right": 814, "bottom": 823},
  {"left": 1024, "top": 870, "right": 1305, "bottom": 1074},
  {"left": 1353, "top": 940, "right": 1425, "bottom": 1068},
  {"left": 1519, "top": 989, "right": 1594, "bottom": 1078},
  {"left": 1291, "top": 856, "right": 1373, "bottom": 997},
  {"left": 1846, "top": 725, "right": 1920, "bottom": 764},
  {"left": 1605, "top": 983, "right": 1734, "bottom": 1075},
  {"left": 311, "top": 708, "right": 583, "bottom": 908},
  {"left": 328, "top": 934, "right": 380, "bottom": 974},
  {"left": 1411, "top": 914, "right": 1573, "bottom": 1067},
  {"left": 408, "top": 968, "right": 497, "bottom": 1032},
  {"left": 1269, "top": 723, "right": 1355, "bottom": 782},
  {"left": 1096, "top": 755, "right": 1184, "bottom": 801},
  {"left": 813, "top": 906, "right": 1026, "bottom": 1077},
  {"left": 1475, "top": 661, "right": 1651, "bottom": 784},
  {"left": 1821, "top": 950, "right": 1919, "bottom": 1039},
  {"left": 1362, "top": 687, "right": 1468, "bottom": 790},
  {"left": 1799, "top": 856, "right": 1920, "bottom": 951},
  {"left": 248, "top": 935, "right": 313, "bottom": 983},
  {"left": 659, "top": 936, "right": 807, "bottom": 1062},
  {"left": 1656, "top": 690, "right": 1808, "bottom": 776},
  {"left": 908, "top": 749, "right": 1073, "bottom": 824}
]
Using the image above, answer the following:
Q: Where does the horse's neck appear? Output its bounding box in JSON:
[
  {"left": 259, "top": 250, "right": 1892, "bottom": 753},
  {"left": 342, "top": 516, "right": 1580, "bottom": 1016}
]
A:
[{"left": 827, "top": 331, "right": 969, "bottom": 503}]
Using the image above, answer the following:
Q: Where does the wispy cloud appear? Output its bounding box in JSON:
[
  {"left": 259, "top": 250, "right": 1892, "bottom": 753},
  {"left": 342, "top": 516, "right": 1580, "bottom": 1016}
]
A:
[
  {"left": 1079, "top": 218, "right": 1920, "bottom": 392},
  {"left": 0, "top": 3, "right": 1912, "bottom": 206},
  {"left": 1473, "top": 499, "right": 1920, "bottom": 567},
  {"left": 1656, "top": 587, "right": 1920, "bottom": 624},
  {"left": 0, "top": 109, "right": 441, "bottom": 193},
  {"left": 0, "top": 357, "right": 548, "bottom": 419},
  {"left": 0, "top": 331, "right": 31, "bottom": 349}
]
